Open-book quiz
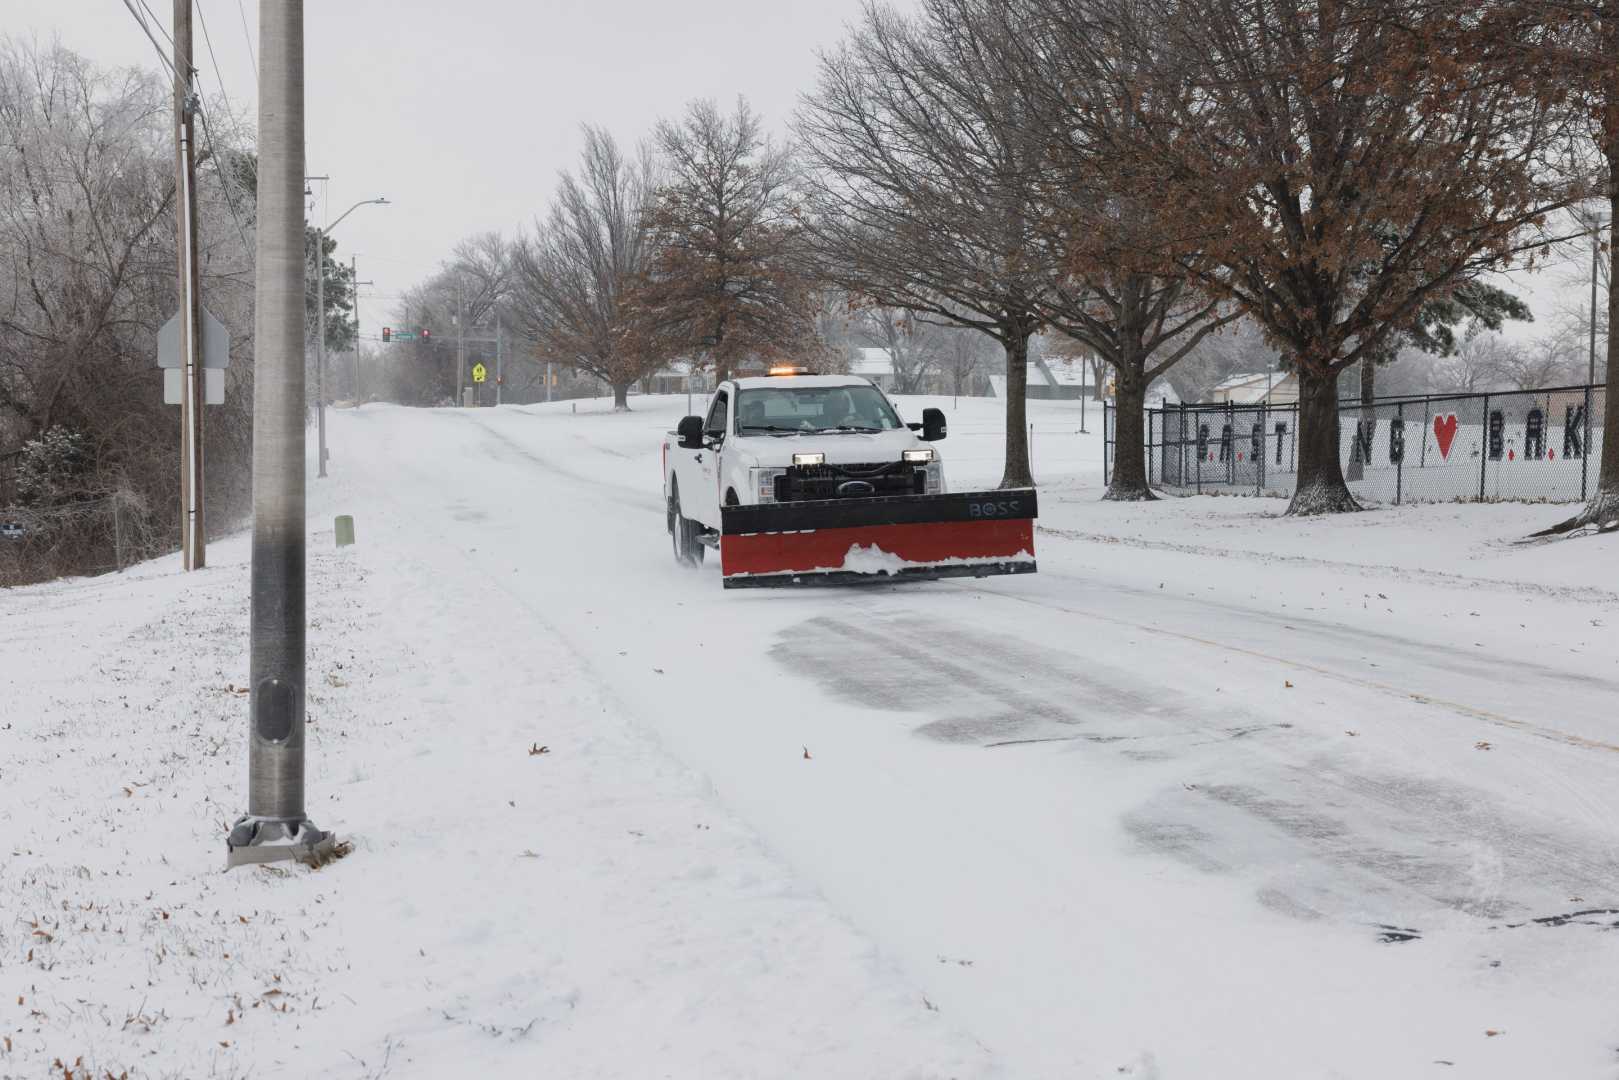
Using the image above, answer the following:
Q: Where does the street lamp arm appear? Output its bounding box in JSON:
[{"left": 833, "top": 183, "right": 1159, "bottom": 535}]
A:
[{"left": 323, "top": 197, "right": 389, "bottom": 234}]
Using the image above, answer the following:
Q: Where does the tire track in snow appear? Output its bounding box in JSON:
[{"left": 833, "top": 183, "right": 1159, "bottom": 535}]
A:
[
  {"left": 1038, "top": 524, "right": 1619, "bottom": 606},
  {"left": 775, "top": 612, "right": 1618, "bottom": 928},
  {"left": 947, "top": 577, "right": 1619, "bottom": 756}
]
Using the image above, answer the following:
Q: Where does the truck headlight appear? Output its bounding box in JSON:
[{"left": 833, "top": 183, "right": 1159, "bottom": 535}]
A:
[
  {"left": 903, "top": 448, "right": 934, "bottom": 463},
  {"left": 792, "top": 452, "right": 825, "bottom": 466},
  {"left": 753, "top": 467, "right": 787, "bottom": 502}
]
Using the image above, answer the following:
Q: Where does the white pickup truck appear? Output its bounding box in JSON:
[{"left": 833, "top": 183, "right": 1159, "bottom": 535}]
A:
[
  {"left": 662, "top": 371, "right": 946, "bottom": 560},
  {"left": 661, "top": 369, "right": 1037, "bottom": 588}
]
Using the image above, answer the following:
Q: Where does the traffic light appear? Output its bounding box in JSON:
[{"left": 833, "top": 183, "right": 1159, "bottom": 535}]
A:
[
  {"left": 420, "top": 327, "right": 431, "bottom": 342},
  {"left": 381, "top": 326, "right": 390, "bottom": 342}
]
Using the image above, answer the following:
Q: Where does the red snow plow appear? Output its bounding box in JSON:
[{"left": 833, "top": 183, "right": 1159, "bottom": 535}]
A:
[{"left": 719, "top": 489, "right": 1038, "bottom": 589}]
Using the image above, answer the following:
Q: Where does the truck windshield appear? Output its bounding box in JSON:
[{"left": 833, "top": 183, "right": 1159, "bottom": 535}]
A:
[{"left": 735, "top": 386, "right": 903, "bottom": 435}]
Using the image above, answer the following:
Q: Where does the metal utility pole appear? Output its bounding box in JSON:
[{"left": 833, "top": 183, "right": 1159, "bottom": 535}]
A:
[
  {"left": 455, "top": 278, "right": 467, "bottom": 406},
  {"left": 173, "top": 0, "right": 205, "bottom": 570},
  {"left": 495, "top": 315, "right": 503, "bottom": 407},
  {"left": 228, "top": 0, "right": 333, "bottom": 868},
  {"left": 308, "top": 190, "right": 385, "bottom": 467},
  {"left": 315, "top": 220, "right": 327, "bottom": 477},
  {"left": 547, "top": 359, "right": 554, "bottom": 403},
  {"left": 351, "top": 254, "right": 373, "bottom": 404}
]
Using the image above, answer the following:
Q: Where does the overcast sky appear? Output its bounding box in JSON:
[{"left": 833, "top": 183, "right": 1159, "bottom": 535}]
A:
[
  {"left": 3, "top": 0, "right": 872, "bottom": 328},
  {"left": 0, "top": 0, "right": 1593, "bottom": 348}
]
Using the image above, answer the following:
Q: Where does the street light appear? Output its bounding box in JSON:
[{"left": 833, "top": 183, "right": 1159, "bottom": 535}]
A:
[
  {"left": 311, "top": 194, "right": 389, "bottom": 477},
  {"left": 1587, "top": 208, "right": 1609, "bottom": 390}
]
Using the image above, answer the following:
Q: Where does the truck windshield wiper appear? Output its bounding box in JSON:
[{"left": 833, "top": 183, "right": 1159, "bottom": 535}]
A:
[
  {"left": 738, "top": 424, "right": 802, "bottom": 435},
  {"left": 822, "top": 425, "right": 882, "bottom": 433}
]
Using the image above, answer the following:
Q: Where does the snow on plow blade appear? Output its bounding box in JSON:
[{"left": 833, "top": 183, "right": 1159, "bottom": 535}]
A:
[{"left": 720, "top": 489, "right": 1037, "bottom": 589}]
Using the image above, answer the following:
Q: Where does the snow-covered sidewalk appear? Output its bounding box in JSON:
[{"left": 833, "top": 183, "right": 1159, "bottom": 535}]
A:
[{"left": 0, "top": 525, "right": 986, "bottom": 1078}]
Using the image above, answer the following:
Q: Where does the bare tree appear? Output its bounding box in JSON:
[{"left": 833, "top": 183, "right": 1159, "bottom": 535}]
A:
[
  {"left": 1072, "top": 0, "right": 1577, "bottom": 514},
  {"left": 797, "top": 1, "right": 1052, "bottom": 489},
  {"left": 978, "top": 0, "right": 1241, "bottom": 498},
  {"left": 941, "top": 327, "right": 992, "bottom": 397},
  {"left": 0, "top": 39, "right": 257, "bottom": 582},
  {"left": 852, "top": 307, "right": 947, "bottom": 394},
  {"left": 638, "top": 98, "right": 819, "bottom": 381},
  {"left": 511, "top": 127, "right": 667, "bottom": 411}
]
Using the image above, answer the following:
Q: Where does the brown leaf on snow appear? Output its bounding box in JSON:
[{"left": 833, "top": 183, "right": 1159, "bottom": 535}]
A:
[
  {"left": 1475, "top": 741, "right": 1494, "bottom": 751},
  {"left": 528, "top": 743, "right": 550, "bottom": 756},
  {"left": 802, "top": 746, "right": 812, "bottom": 760},
  {"left": 1485, "top": 1029, "right": 1504, "bottom": 1037},
  {"left": 1284, "top": 680, "right": 1294, "bottom": 688}
]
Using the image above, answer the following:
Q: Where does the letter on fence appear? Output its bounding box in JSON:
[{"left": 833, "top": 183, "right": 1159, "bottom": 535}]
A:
[
  {"left": 1564, "top": 405, "right": 1585, "bottom": 459},
  {"left": 1525, "top": 409, "right": 1545, "bottom": 460}
]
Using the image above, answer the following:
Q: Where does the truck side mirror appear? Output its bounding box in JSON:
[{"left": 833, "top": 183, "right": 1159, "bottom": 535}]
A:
[
  {"left": 921, "top": 407, "right": 947, "bottom": 442},
  {"left": 677, "top": 415, "right": 705, "bottom": 449}
]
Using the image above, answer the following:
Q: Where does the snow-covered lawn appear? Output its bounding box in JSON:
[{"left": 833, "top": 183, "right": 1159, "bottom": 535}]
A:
[{"left": 3, "top": 392, "right": 1616, "bottom": 1078}]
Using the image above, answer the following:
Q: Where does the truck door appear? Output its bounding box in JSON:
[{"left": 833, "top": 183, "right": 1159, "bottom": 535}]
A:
[{"left": 696, "top": 389, "right": 729, "bottom": 528}]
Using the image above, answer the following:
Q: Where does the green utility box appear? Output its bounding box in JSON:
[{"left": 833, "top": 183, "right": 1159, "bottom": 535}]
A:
[{"left": 335, "top": 515, "right": 356, "bottom": 547}]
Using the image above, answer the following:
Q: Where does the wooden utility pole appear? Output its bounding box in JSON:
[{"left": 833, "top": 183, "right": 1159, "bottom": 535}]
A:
[{"left": 173, "top": 0, "right": 205, "bottom": 569}]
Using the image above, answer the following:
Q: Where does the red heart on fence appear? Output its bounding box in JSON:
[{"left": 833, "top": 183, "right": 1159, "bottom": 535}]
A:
[{"left": 1433, "top": 414, "right": 1459, "bottom": 460}]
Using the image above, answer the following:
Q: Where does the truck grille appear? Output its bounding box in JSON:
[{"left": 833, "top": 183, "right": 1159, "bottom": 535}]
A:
[{"left": 775, "top": 461, "right": 924, "bottom": 501}]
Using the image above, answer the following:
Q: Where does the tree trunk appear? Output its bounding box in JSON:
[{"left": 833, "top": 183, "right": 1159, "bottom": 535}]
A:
[
  {"left": 1587, "top": 176, "right": 1619, "bottom": 522},
  {"left": 1538, "top": 66, "right": 1619, "bottom": 535},
  {"left": 612, "top": 380, "right": 631, "bottom": 411},
  {"left": 999, "top": 325, "right": 1034, "bottom": 488},
  {"left": 1289, "top": 365, "right": 1359, "bottom": 515},
  {"left": 1104, "top": 362, "right": 1154, "bottom": 500}
]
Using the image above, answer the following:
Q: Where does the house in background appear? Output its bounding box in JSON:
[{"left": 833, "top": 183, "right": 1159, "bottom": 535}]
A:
[
  {"left": 850, "top": 347, "right": 899, "bottom": 391},
  {"left": 644, "top": 359, "right": 713, "bottom": 397},
  {"left": 987, "top": 356, "right": 1091, "bottom": 400},
  {"left": 1208, "top": 371, "right": 1298, "bottom": 405}
]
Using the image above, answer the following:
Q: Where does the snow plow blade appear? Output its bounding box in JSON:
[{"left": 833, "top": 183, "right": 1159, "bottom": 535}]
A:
[{"left": 720, "top": 489, "right": 1037, "bottom": 589}]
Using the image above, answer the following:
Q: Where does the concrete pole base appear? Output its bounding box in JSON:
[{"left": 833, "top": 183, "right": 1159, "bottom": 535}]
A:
[{"left": 225, "top": 815, "right": 338, "bottom": 870}]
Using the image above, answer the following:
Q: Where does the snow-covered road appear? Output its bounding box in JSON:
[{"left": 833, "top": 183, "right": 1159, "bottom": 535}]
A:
[{"left": 5, "top": 394, "right": 1617, "bottom": 1078}]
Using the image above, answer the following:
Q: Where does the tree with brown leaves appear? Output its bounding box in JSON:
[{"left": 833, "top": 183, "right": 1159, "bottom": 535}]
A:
[
  {"left": 511, "top": 127, "right": 668, "bottom": 411},
  {"left": 1068, "top": 0, "right": 1578, "bottom": 514},
  {"left": 637, "top": 99, "right": 819, "bottom": 383}
]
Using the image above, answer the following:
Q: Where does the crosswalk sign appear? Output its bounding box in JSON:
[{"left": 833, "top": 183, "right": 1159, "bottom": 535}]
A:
[{"left": 472, "top": 363, "right": 487, "bottom": 384}]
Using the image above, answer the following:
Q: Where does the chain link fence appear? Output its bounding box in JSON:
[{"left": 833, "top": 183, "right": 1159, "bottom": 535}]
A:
[{"left": 1105, "top": 383, "right": 1608, "bottom": 504}]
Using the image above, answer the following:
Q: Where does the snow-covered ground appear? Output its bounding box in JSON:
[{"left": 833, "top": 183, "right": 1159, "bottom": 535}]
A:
[{"left": 3, "top": 392, "right": 1617, "bottom": 1079}]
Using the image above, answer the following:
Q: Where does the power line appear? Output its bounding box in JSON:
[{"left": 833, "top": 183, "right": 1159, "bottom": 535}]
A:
[
  {"left": 194, "top": 103, "right": 253, "bottom": 256},
  {"left": 138, "top": 0, "right": 176, "bottom": 49},
  {"left": 234, "top": 0, "right": 257, "bottom": 79},
  {"left": 118, "top": 0, "right": 178, "bottom": 81},
  {"left": 193, "top": 1, "right": 254, "bottom": 254}
]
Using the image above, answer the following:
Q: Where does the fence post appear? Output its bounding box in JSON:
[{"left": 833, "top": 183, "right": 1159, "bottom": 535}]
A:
[
  {"left": 1257, "top": 405, "right": 1267, "bottom": 495},
  {"left": 1478, "top": 393, "right": 1490, "bottom": 501},
  {"left": 1147, "top": 408, "right": 1155, "bottom": 486},
  {"left": 1179, "top": 402, "right": 1188, "bottom": 488},
  {"left": 1102, "top": 403, "right": 1109, "bottom": 486},
  {"left": 1582, "top": 382, "right": 1593, "bottom": 502},
  {"left": 1419, "top": 396, "right": 1430, "bottom": 469},
  {"left": 1395, "top": 401, "right": 1404, "bottom": 505}
]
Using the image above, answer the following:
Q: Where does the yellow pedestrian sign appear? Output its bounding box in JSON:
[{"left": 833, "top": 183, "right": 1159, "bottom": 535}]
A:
[{"left": 472, "top": 363, "right": 488, "bottom": 384}]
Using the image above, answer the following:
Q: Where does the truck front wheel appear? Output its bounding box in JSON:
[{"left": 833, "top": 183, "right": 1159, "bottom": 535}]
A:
[{"left": 669, "top": 482, "right": 704, "bottom": 567}]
